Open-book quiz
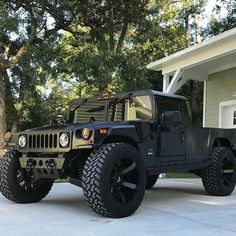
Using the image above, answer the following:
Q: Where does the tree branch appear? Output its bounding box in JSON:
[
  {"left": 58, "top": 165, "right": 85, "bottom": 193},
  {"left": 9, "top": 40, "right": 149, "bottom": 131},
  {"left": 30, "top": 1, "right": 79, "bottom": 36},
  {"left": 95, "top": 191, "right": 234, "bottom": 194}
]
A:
[
  {"left": 3, "top": 45, "right": 10, "bottom": 60},
  {"left": 0, "top": 44, "right": 10, "bottom": 70},
  {"left": 108, "top": 1, "right": 115, "bottom": 52},
  {"left": 10, "top": 12, "right": 37, "bottom": 67},
  {"left": 116, "top": 19, "right": 128, "bottom": 53},
  {"left": 0, "top": 70, "right": 7, "bottom": 147},
  {"left": 116, "top": 2, "right": 130, "bottom": 53},
  {"left": 3, "top": 70, "right": 18, "bottom": 131}
]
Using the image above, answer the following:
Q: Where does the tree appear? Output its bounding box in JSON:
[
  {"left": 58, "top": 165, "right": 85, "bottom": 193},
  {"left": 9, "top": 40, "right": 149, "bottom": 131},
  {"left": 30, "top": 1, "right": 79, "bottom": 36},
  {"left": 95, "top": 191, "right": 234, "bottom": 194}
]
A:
[
  {"left": 209, "top": 0, "right": 236, "bottom": 35},
  {"left": 55, "top": 0, "right": 152, "bottom": 94},
  {"left": 177, "top": 0, "right": 206, "bottom": 124},
  {"left": 0, "top": 0, "right": 212, "bottom": 149},
  {"left": 0, "top": 0, "right": 80, "bottom": 147},
  {"left": 55, "top": 0, "right": 200, "bottom": 94}
]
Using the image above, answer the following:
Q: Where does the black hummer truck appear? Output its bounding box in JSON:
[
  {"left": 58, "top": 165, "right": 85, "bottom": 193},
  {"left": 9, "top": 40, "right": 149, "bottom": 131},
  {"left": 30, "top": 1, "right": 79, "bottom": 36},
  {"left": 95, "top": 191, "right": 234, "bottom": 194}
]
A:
[{"left": 0, "top": 90, "right": 236, "bottom": 218}]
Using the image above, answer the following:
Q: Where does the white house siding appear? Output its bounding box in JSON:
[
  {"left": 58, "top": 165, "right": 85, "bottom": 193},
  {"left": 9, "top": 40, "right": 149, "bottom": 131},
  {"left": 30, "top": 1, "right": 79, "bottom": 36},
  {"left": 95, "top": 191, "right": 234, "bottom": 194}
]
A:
[{"left": 205, "top": 67, "right": 236, "bottom": 128}]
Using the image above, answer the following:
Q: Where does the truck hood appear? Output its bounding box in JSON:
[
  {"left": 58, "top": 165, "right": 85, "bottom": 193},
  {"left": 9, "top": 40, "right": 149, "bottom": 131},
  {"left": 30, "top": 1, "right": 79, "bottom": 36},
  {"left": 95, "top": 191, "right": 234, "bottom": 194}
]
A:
[{"left": 23, "top": 121, "right": 134, "bottom": 133}]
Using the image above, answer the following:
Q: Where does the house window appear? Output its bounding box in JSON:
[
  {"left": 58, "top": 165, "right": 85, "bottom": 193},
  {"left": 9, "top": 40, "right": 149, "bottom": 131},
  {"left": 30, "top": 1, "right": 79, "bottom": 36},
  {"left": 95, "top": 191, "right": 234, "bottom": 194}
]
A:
[{"left": 234, "top": 111, "right": 236, "bottom": 125}]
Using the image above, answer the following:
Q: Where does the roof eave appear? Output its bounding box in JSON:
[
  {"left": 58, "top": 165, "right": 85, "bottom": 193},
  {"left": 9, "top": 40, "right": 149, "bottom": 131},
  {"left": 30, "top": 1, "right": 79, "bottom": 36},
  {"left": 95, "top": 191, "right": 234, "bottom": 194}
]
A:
[{"left": 147, "top": 27, "right": 236, "bottom": 72}]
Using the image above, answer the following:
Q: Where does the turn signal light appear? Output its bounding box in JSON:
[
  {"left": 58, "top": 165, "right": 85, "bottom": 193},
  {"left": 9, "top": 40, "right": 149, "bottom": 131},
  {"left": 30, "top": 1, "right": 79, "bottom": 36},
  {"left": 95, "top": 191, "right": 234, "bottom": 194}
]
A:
[
  {"left": 82, "top": 128, "right": 91, "bottom": 140},
  {"left": 99, "top": 129, "right": 108, "bottom": 134}
]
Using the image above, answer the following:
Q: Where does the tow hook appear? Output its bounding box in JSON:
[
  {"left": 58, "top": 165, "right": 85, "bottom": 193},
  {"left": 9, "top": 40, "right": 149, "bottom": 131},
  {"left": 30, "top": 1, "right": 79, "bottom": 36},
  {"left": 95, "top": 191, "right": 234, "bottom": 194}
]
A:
[
  {"left": 45, "top": 159, "right": 56, "bottom": 171},
  {"left": 26, "top": 159, "right": 36, "bottom": 171}
]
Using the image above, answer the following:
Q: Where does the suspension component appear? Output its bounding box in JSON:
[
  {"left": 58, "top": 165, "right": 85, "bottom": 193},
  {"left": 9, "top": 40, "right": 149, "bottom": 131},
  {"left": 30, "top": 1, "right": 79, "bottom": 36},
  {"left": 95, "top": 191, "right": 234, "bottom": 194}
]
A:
[
  {"left": 45, "top": 159, "right": 56, "bottom": 171},
  {"left": 25, "top": 159, "right": 36, "bottom": 171},
  {"left": 19, "top": 157, "right": 65, "bottom": 170}
]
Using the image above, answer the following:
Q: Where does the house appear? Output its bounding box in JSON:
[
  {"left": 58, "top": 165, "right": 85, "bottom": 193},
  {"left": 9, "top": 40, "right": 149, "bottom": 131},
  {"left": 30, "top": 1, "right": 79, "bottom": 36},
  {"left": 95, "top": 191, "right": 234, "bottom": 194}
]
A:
[{"left": 147, "top": 27, "right": 236, "bottom": 128}]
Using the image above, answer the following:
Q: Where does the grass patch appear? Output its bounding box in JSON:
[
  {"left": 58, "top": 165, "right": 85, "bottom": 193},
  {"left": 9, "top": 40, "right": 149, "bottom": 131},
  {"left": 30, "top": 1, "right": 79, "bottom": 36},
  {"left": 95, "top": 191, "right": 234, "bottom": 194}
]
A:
[
  {"left": 54, "top": 173, "right": 199, "bottom": 183},
  {"left": 166, "top": 173, "right": 199, "bottom": 178},
  {"left": 54, "top": 178, "right": 69, "bottom": 183}
]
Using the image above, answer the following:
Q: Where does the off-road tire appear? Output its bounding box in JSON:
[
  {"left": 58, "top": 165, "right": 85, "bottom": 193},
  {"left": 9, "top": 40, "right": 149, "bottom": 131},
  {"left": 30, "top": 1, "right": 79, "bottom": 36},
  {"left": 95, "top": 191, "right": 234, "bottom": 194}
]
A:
[
  {"left": 202, "top": 147, "right": 236, "bottom": 196},
  {"left": 82, "top": 143, "right": 146, "bottom": 218},
  {"left": 0, "top": 150, "right": 53, "bottom": 203},
  {"left": 146, "top": 175, "right": 159, "bottom": 189}
]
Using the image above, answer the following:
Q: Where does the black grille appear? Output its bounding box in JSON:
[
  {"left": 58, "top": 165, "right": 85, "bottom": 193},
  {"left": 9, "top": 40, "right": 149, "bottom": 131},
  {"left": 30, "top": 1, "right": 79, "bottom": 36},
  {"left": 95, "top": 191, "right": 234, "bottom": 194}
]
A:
[{"left": 28, "top": 134, "right": 58, "bottom": 149}]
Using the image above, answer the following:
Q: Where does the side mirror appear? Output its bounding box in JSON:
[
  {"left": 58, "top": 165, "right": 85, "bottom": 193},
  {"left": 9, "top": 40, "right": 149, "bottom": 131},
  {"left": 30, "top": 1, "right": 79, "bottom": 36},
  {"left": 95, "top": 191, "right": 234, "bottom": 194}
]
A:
[{"left": 161, "top": 111, "right": 182, "bottom": 126}]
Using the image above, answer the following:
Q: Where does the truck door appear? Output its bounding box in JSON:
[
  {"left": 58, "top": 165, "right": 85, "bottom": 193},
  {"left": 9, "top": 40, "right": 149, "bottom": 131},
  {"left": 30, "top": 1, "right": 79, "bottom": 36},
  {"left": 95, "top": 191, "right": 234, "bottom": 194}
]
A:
[{"left": 157, "top": 98, "right": 186, "bottom": 161}]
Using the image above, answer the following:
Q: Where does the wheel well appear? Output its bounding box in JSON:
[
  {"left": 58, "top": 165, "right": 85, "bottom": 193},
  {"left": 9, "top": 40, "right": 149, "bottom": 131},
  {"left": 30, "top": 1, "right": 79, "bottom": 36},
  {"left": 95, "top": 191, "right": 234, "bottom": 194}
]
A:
[
  {"left": 103, "top": 136, "right": 139, "bottom": 150},
  {"left": 213, "top": 138, "right": 232, "bottom": 149},
  {"left": 67, "top": 149, "right": 92, "bottom": 179}
]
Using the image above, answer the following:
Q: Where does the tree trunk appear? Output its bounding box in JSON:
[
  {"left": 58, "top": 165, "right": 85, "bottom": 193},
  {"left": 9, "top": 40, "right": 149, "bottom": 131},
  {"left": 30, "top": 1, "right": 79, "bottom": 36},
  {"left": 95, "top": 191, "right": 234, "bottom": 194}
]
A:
[
  {"left": 116, "top": 19, "right": 128, "bottom": 53},
  {"left": 194, "top": 14, "right": 201, "bottom": 44},
  {"left": 184, "top": 8, "right": 191, "bottom": 47},
  {"left": 0, "top": 70, "right": 7, "bottom": 148},
  {"left": 108, "top": 1, "right": 115, "bottom": 52},
  {"left": 4, "top": 69, "right": 18, "bottom": 132},
  {"left": 11, "top": 121, "right": 18, "bottom": 132}
]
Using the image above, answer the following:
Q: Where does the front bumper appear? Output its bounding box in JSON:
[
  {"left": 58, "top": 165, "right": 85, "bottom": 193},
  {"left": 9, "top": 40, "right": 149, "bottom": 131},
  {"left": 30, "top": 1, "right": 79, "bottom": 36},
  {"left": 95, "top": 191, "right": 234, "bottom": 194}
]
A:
[
  {"left": 19, "top": 154, "right": 66, "bottom": 179},
  {"left": 19, "top": 156, "right": 65, "bottom": 170}
]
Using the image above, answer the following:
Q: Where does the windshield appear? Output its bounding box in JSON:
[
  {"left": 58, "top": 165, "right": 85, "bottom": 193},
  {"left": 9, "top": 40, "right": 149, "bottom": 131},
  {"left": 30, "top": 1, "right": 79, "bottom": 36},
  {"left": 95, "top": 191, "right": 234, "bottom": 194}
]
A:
[
  {"left": 126, "top": 95, "right": 152, "bottom": 121},
  {"left": 69, "top": 95, "right": 153, "bottom": 124}
]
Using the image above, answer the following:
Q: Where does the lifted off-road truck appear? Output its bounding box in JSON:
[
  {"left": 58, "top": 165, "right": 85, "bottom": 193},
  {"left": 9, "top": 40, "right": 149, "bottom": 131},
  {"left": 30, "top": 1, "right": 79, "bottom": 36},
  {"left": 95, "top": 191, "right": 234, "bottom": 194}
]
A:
[{"left": 0, "top": 90, "right": 236, "bottom": 218}]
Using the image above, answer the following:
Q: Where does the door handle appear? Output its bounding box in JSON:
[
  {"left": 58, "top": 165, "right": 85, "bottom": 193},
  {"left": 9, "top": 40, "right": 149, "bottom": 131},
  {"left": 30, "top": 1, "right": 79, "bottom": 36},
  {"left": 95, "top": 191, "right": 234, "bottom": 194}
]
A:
[{"left": 180, "top": 130, "right": 185, "bottom": 143}]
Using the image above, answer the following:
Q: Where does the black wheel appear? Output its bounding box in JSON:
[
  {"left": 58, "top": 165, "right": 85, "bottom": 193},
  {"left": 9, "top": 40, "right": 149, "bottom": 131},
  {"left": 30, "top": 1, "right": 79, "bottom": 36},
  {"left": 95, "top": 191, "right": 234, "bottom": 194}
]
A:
[
  {"left": 82, "top": 143, "right": 146, "bottom": 218},
  {"left": 202, "top": 147, "right": 236, "bottom": 196},
  {"left": 0, "top": 150, "right": 53, "bottom": 203},
  {"left": 146, "top": 175, "right": 159, "bottom": 189}
]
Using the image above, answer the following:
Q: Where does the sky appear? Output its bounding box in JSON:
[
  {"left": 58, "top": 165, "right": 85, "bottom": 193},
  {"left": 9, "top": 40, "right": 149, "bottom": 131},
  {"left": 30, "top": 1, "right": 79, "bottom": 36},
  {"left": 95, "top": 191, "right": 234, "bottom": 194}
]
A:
[
  {"left": 205, "top": 0, "right": 227, "bottom": 21},
  {"left": 206, "top": 0, "right": 217, "bottom": 16},
  {"left": 197, "top": 0, "right": 227, "bottom": 32}
]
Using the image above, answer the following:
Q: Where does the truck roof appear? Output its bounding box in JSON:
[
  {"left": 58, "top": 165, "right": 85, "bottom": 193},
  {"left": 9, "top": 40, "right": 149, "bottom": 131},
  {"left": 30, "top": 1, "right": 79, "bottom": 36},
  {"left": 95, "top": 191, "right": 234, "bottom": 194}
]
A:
[
  {"left": 131, "top": 89, "right": 187, "bottom": 100},
  {"left": 69, "top": 90, "right": 187, "bottom": 110},
  {"left": 149, "top": 90, "right": 187, "bottom": 100}
]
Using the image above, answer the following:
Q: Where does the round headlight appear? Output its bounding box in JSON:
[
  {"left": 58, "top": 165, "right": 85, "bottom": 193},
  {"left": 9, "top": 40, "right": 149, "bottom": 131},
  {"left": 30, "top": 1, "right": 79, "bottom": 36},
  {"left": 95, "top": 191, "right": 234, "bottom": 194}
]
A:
[
  {"left": 18, "top": 135, "right": 27, "bottom": 148},
  {"left": 59, "top": 133, "right": 70, "bottom": 148},
  {"left": 82, "top": 128, "right": 91, "bottom": 140}
]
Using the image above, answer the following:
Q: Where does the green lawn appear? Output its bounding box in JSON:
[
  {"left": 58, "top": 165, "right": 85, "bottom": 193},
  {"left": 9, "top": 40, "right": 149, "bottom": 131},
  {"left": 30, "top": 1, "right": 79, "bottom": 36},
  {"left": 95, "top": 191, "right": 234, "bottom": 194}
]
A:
[
  {"left": 54, "top": 173, "right": 199, "bottom": 183},
  {"left": 166, "top": 173, "right": 199, "bottom": 178},
  {"left": 55, "top": 179, "right": 69, "bottom": 183}
]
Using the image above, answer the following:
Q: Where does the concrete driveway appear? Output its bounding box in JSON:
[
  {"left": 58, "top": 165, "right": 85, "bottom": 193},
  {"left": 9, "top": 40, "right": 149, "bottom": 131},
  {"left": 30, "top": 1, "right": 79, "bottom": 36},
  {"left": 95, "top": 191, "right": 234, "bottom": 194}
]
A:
[{"left": 0, "top": 179, "right": 236, "bottom": 236}]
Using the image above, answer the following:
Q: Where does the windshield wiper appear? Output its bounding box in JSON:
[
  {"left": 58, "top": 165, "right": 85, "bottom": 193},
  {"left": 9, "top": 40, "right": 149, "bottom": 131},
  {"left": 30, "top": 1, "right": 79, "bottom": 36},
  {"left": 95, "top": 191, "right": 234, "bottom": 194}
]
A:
[{"left": 114, "top": 92, "right": 133, "bottom": 105}]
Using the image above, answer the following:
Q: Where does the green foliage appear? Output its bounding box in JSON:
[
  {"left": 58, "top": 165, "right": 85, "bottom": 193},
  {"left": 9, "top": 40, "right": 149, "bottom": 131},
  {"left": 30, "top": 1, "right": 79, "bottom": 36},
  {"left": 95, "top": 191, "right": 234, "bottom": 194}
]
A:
[
  {"left": 0, "top": 0, "right": 80, "bottom": 131},
  {"left": 55, "top": 0, "right": 192, "bottom": 94},
  {"left": 0, "top": 0, "right": 218, "bottom": 131},
  {"left": 209, "top": 0, "right": 236, "bottom": 35}
]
